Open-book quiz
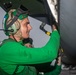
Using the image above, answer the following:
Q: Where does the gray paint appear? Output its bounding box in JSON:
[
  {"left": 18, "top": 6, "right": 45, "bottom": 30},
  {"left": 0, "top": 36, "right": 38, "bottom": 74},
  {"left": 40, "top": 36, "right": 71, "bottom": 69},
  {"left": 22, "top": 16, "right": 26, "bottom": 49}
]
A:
[
  {"left": 60, "top": 0, "right": 76, "bottom": 58},
  {"left": 0, "top": 7, "right": 8, "bottom": 44}
]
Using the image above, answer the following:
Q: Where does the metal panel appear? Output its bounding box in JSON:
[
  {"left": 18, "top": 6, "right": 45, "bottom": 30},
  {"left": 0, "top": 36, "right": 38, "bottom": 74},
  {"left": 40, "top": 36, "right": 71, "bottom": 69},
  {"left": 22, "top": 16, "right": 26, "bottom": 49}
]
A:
[{"left": 60, "top": 0, "right": 76, "bottom": 62}]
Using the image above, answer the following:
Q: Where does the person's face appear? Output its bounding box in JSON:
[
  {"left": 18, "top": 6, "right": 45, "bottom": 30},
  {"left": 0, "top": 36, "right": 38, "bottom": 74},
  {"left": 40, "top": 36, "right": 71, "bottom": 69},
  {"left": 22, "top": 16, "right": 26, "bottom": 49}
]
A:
[{"left": 20, "top": 18, "right": 32, "bottom": 39}]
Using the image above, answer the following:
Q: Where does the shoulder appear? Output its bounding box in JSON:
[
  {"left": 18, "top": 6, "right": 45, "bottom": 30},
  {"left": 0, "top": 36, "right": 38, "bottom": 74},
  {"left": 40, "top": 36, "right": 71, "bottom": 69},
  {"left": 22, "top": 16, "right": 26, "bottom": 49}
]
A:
[
  {"left": 1, "top": 39, "right": 22, "bottom": 48},
  {"left": 0, "top": 39, "right": 24, "bottom": 54}
]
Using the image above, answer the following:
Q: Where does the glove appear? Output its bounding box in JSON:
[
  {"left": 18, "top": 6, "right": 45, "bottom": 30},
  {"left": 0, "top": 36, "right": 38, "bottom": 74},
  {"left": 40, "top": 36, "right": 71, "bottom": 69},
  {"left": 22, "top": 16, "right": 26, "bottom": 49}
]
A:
[{"left": 23, "top": 38, "right": 33, "bottom": 45}]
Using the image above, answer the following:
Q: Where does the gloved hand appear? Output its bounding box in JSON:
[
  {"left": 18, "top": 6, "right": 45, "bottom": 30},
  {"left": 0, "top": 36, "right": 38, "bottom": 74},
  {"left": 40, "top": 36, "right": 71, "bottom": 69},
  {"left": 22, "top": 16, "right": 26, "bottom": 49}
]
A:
[
  {"left": 23, "top": 38, "right": 33, "bottom": 44},
  {"left": 23, "top": 38, "right": 33, "bottom": 47}
]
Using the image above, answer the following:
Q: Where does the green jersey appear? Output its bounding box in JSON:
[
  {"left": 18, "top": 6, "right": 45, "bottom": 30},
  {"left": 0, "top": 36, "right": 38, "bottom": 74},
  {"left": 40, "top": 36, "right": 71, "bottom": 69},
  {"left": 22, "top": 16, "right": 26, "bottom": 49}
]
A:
[{"left": 0, "top": 31, "right": 60, "bottom": 75}]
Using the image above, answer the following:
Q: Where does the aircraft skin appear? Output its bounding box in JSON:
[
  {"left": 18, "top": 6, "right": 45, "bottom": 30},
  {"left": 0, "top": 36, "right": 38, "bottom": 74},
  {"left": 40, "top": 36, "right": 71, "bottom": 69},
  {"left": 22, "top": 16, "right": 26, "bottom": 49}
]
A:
[{"left": 47, "top": 0, "right": 76, "bottom": 65}]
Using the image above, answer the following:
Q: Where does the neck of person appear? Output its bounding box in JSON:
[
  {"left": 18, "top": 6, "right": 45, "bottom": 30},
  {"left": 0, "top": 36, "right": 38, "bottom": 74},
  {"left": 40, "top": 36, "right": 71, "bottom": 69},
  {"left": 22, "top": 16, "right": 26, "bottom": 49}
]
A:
[{"left": 9, "top": 35, "right": 23, "bottom": 42}]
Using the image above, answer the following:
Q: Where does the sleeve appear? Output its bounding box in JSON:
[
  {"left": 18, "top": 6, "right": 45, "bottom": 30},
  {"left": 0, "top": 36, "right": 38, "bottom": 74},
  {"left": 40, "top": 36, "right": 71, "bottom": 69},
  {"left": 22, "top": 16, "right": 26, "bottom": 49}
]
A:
[
  {"left": 44, "top": 65, "right": 61, "bottom": 75},
  {"left": 1, "top": 31, "right": 60, "bottom": 65}
]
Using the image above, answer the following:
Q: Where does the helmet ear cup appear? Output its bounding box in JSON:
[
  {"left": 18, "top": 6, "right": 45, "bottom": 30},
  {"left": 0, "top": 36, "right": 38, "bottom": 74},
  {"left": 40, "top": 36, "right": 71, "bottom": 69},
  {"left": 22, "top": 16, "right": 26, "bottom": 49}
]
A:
[
  {"left": 2, "top": 13, "right": 20, "bottom": 36},
  {"left": 8, "top": 21, "right": 20, "bottom": 35}
]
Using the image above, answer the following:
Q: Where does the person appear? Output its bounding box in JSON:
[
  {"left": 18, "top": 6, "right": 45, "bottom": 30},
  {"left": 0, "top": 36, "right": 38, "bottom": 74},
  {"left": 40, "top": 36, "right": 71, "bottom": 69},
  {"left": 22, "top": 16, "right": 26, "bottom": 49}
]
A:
[{"left": 0, "top": 6, "right": 60, "bottom": 75}]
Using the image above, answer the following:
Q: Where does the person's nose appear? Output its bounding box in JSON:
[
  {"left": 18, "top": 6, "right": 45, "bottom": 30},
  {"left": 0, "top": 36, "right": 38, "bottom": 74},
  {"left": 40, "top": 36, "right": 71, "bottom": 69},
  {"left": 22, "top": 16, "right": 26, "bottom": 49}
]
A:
[{"left": 29, "top": 24, "right": 32, "bottom": 30}]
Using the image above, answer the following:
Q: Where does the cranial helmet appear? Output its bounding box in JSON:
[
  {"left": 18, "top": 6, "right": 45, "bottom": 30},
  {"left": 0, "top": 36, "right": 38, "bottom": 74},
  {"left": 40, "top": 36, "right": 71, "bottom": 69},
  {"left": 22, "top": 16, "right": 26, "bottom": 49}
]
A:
[{"left": 3, "top": 5, "right": 28, "bottom": 36}]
